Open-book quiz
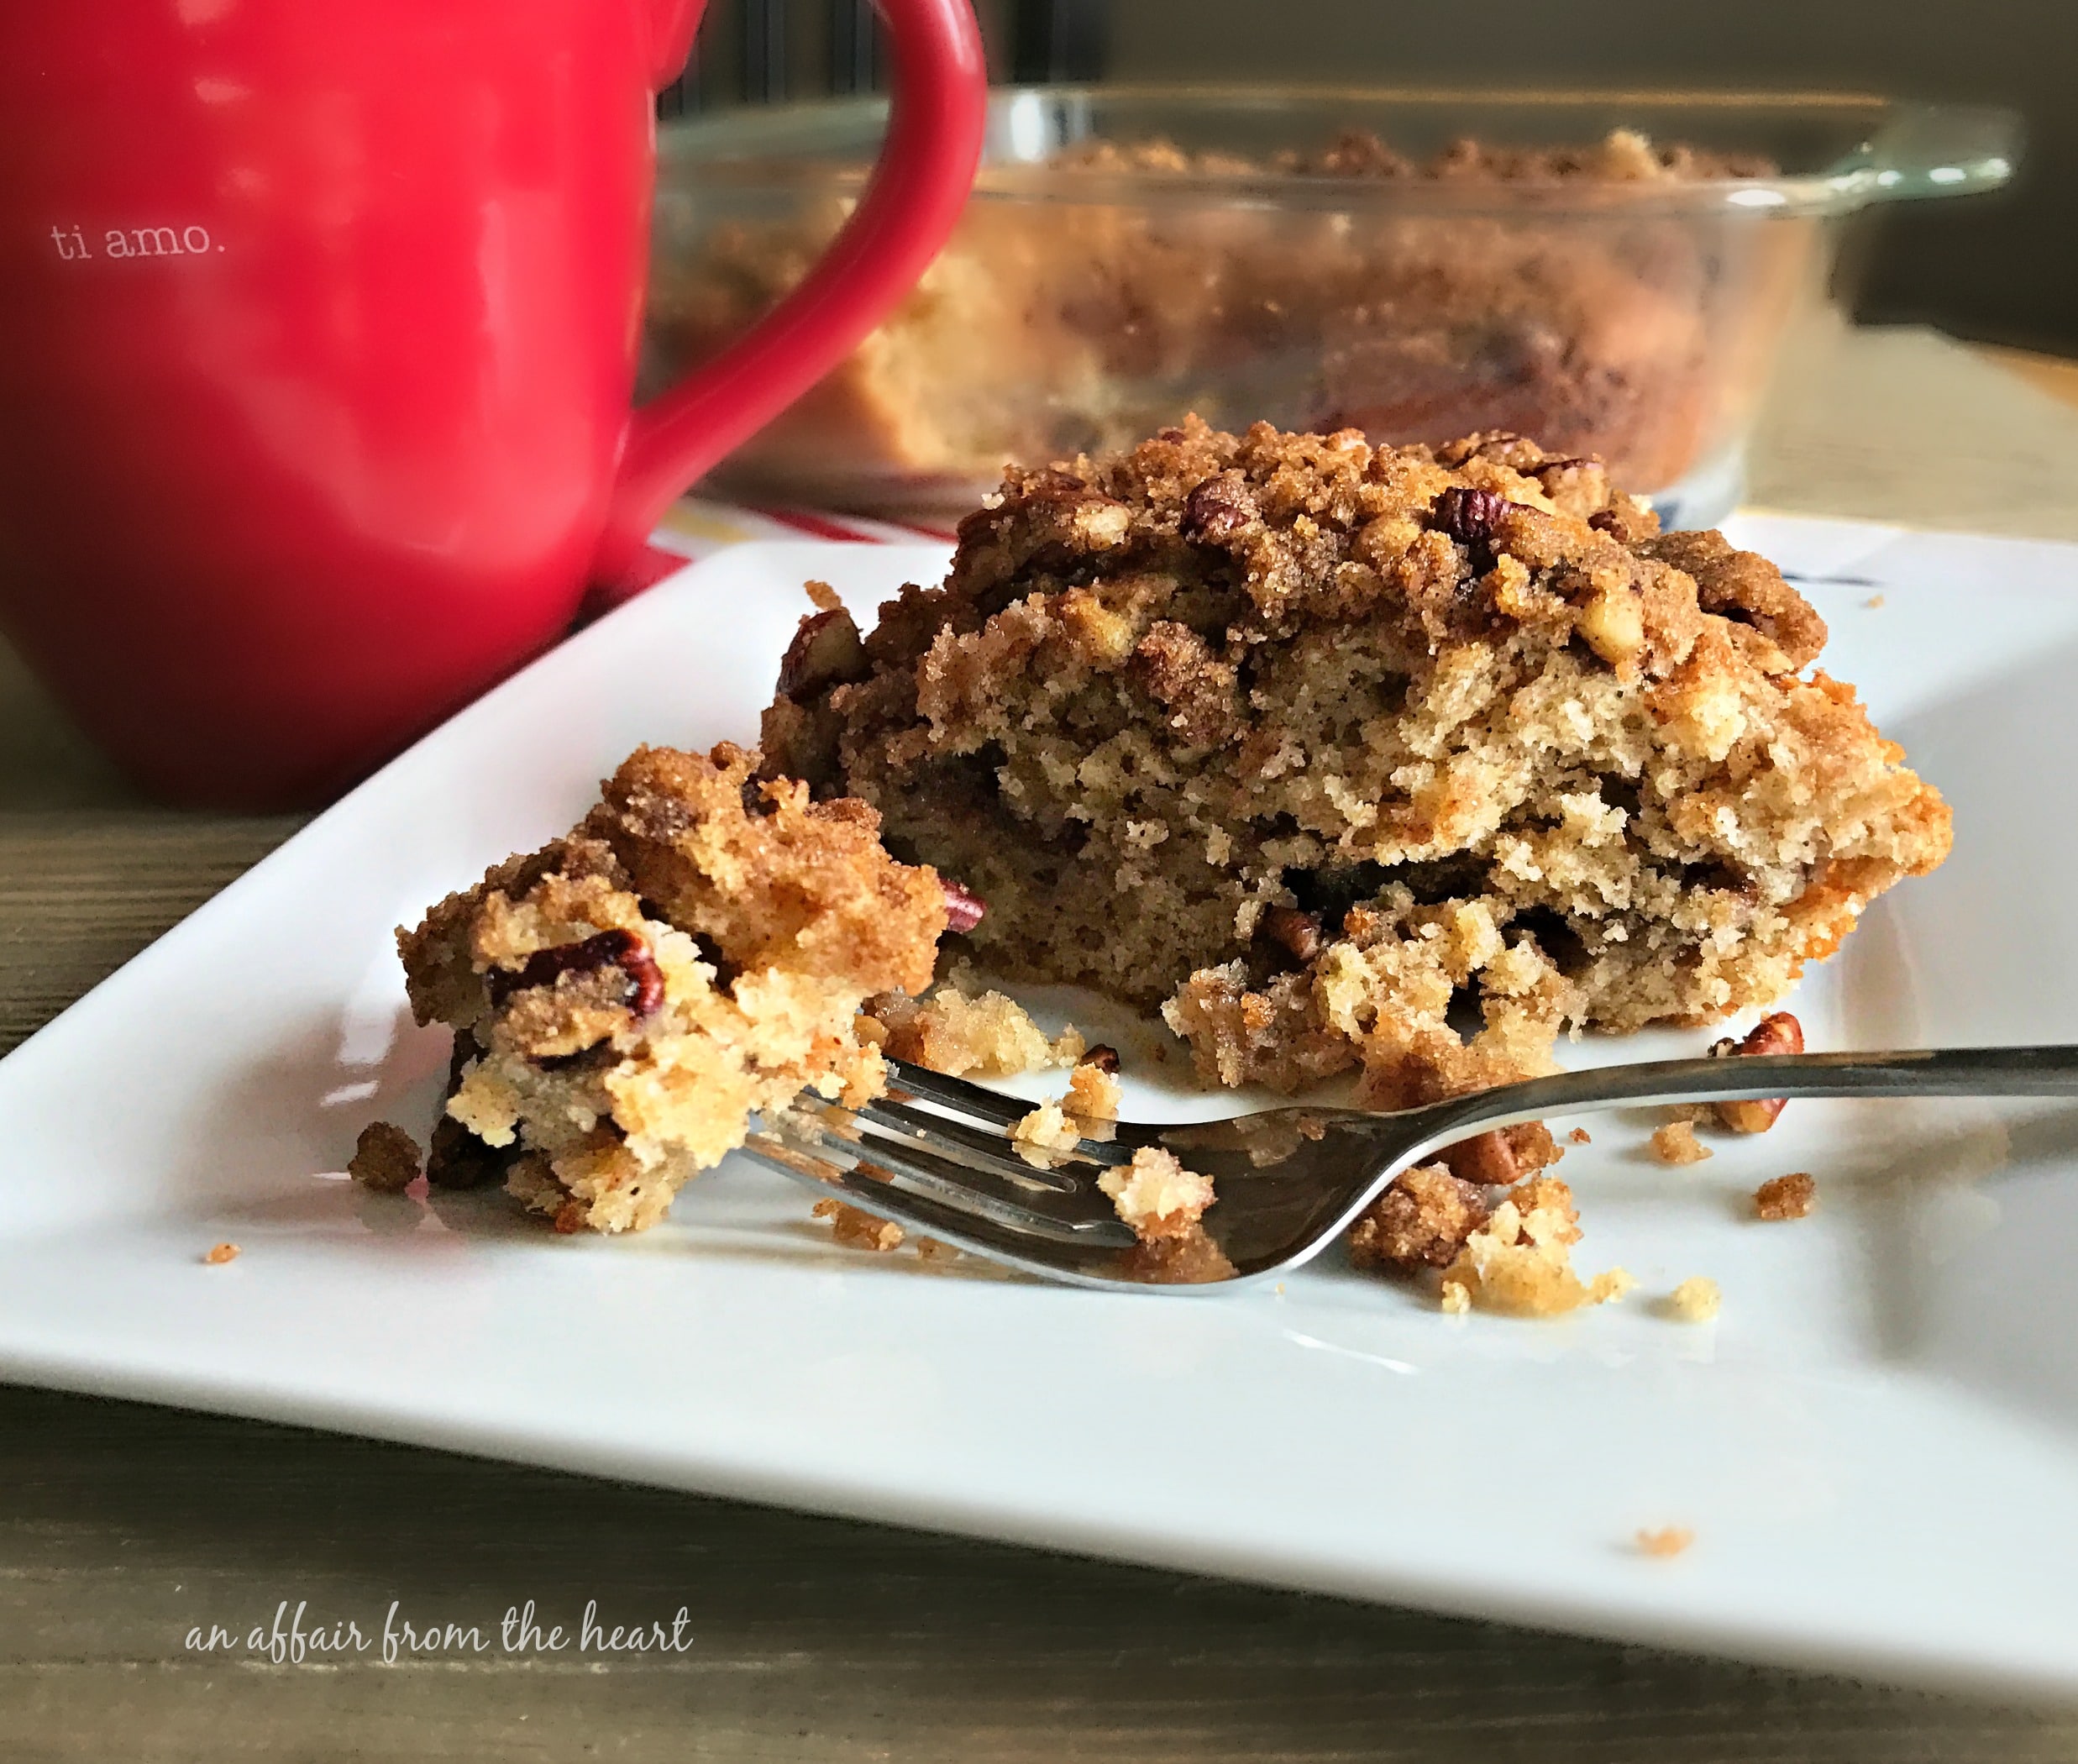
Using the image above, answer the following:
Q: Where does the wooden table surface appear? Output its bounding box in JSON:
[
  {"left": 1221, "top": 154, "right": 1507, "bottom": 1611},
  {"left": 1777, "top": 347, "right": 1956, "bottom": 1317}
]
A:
[{"left": 7, "top": 326, "right": 2078, "bottom": 1761}]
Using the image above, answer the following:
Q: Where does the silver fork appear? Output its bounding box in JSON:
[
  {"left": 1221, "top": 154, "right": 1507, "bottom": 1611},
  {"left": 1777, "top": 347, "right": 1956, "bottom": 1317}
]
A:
[{"left": 741, "top": 1046, "right": 2078, "bottom": 1292}]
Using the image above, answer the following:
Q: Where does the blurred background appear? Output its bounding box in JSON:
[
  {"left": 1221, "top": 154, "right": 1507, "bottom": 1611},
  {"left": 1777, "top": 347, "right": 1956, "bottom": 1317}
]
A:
[{"left": 668, "top": 0, "right": 2073, "bottom": 355}]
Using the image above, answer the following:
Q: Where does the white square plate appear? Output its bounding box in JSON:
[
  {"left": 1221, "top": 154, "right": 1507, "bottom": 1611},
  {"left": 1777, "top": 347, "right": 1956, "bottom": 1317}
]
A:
[{"left": 6, "top": 517, "right": 2078, "bottom": 1695}]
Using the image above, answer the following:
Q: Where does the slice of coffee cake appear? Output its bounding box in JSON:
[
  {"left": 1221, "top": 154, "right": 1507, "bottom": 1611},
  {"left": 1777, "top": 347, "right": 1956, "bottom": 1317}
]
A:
[
  {"left": 763, "top": 417, "right": 1949, "bottom": 1160},
  {"left": 396, "top": 743, "right": 947, "bottom": 1233}
]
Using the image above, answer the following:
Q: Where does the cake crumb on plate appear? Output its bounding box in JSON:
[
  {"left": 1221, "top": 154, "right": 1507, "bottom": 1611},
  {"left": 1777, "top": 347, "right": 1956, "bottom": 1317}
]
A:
[
  {"left": 1099, "top": 1144, "right": 1233, "bottom": 1287},
  {"left": 1650, "top": 1121, "right": 1713, "bottom": 1165},
  {"left": 1010, "top": 1052, "right": 1126, "bottom": 1167},
  {"left": 1755, "top": 1171, "right": 1818, "bottom": 1220},
  {"left": 1662, "top": 1276, "right": 1722, "bottom": 1321},
  {"left": 1635, "top": 1526, "right": 1694, "bottom": 1558},
  {"left": 1438, "top": 1177, "right": 1631, "bottom": 1316},
  {"left": 348, "top": 1121, "right": 422, "bottom": 1193},
  {"left": 202, "top": 1242, "right": 240, "bottom": 1266}
]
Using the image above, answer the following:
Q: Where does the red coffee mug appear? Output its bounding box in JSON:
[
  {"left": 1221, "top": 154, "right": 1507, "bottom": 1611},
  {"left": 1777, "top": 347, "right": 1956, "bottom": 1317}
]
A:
[{"left": 0, "top": 0, "right": 985, "bottom": 808}]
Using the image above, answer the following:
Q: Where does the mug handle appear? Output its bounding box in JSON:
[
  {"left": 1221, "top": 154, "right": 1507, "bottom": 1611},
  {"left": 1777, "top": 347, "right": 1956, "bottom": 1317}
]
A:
[{"left": 590, "top": 0, "right": 988, "bottom": 601}]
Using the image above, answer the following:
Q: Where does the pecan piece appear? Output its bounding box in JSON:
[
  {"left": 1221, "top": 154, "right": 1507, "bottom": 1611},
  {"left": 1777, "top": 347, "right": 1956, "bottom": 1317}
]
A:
[
  {"left": 1081, "top": 1043, "right": 1120, "bottom": 1074},
  {"left": 775, "top": 606, "right": 868, "bottom": 702},
  {"left": 1436, "top": 1119, "right": 1560, "bottom": 1189},
  {"left": 487, "top": 927, "right": 666, "bottom": 1018},
  {"left": 1710, "top": 1011, "right": 1803, "bottom": 1132},
  {"left": 1431, "top": 486, "right": 1512, "bottom": 547},
  {"left": 1440, "top": 1127, "right": 1520, "bottom": 1188},
  {"left": 941, "top": 879, "right": 986, "bottom": 936},
  {"left": 1181, "top": 473, "right": 1259, "bottom": 542},
  {"left": 1261, "top": 906, "right": 1324, "bottom": 964}
]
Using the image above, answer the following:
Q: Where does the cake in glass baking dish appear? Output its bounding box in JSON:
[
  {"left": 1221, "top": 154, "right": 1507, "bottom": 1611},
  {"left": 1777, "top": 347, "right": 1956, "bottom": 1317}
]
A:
[{"left": 649, "top": 115, "right": 1812, "bottom": 520}]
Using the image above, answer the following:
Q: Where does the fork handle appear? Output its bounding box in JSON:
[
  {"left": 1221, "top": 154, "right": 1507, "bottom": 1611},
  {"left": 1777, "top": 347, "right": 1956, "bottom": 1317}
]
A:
[{"left": 1401, "top": 1045, "right": 2078, "bottom": 1155}]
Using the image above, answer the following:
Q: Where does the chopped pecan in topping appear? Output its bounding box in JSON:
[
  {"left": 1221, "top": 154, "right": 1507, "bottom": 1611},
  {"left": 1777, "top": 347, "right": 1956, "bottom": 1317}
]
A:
[
  {"left": 1081, "top": 1043, "right": 1121, "bottom": 1074},
  {"left": 1431, "top": 485, "right": 1512, "bottom": 547},
  {"left": 488, "top": 927, "right": 666, "bottom": 1019},
  {"left": 941, "top": 879, "right": 986, "bottom": 935},
  {"left": 1262, "top": 906, "right": 1325, "bottom": 964},
  {"left": 1181, "top": 473, "right": 1260, "bottom": 542},
  {"left": 776, "top": 606, "right": 868, "bottom": 702}
]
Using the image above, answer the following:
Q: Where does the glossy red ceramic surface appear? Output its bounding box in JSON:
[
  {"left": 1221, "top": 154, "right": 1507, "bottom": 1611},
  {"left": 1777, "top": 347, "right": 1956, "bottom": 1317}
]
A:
[{"left": 0, "top": 0, "right": 984, "bottom": 806}]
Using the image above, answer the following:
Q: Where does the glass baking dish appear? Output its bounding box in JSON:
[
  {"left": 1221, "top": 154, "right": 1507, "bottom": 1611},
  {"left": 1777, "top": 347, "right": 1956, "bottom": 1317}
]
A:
[{"left": 647, "top": 88, "right": 2017, "bottom": 528}]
